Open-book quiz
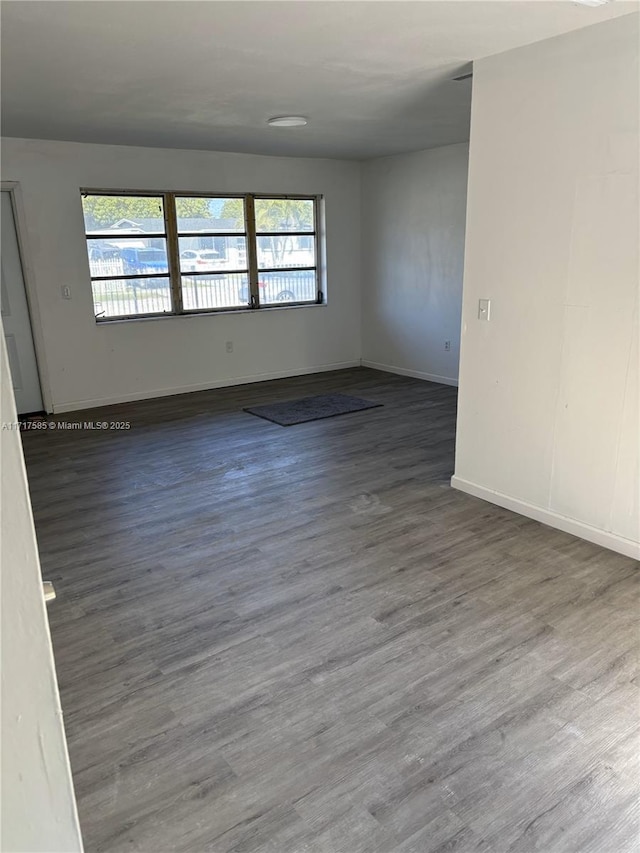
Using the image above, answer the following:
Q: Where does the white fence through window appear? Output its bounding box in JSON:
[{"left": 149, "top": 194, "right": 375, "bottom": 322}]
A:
[{"left": 92, "top": 271, "right": 317, "bottom": 318}]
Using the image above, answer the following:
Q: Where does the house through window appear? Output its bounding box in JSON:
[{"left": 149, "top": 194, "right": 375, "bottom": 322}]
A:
[{"left": 81, "top": 192, "right": 322, "bottom": 320}]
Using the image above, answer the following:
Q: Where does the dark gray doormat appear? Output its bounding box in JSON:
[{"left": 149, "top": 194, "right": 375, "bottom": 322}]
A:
[{"left": 243, "top": 393, "right": 383, "bottom": 426}]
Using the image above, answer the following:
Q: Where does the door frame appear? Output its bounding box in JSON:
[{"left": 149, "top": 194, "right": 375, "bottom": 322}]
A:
[{"left": 1, "top": 181, "right": 52, "bottom": 413}]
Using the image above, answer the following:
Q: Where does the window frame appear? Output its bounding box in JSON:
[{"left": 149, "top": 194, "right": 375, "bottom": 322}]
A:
[
  {"left": 252, "top": 195, "right": 320, "bottom": 309},
  {"left": 172, "top": 193, "right": 250, "bottom": 315},
  {"left": 84, "top": 192, "right": 173, "bottom": 320},
  {"left": 81, "top": 190, "right": 323, "bottom": 322}
]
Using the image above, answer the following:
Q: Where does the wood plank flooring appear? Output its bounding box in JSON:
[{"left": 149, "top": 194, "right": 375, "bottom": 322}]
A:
[{"left": 22, "top": 368, "right": 639, "bottom": 853}]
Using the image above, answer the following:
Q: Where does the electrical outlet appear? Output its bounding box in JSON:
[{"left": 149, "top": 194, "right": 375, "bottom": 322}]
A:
[
  {"left": 444, "top": 340, "right": 451, "bottom": 351},
  {"left": 225, "top": 341, "right": 233, "bottom": 354}
]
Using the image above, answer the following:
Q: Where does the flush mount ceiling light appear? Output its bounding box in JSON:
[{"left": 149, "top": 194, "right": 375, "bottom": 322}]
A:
[
  {"left": 267, "top": 116, "right": 308, "bottom": 127},
  {"left": 573, "top": 0, "right": 611, "bottom": 6}
]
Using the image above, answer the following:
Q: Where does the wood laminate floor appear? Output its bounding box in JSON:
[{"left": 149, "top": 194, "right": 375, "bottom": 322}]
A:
[{"left": 22, "top": 368, "right": 639, "bottom": 853}]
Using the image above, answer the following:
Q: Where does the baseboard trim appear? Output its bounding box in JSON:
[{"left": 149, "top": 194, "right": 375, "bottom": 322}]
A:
[
  {"left": 361, "top": 360, "right": 458, "bottom": 387},
  {"left": 451, "top": 475, "right": 640, "bottom": 560},
  {"left": 52, "top": 361, "right": 362, "bottom": 413}
]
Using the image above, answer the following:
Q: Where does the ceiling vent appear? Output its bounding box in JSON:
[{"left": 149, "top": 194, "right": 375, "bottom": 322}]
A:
[{"left": 453, "top": 72, "right": 473, "bottom": 82}]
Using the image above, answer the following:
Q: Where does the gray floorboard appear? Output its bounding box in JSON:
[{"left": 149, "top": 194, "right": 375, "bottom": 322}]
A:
[{"left": 22, "top": 368, "right": 639, "bottom": 853}]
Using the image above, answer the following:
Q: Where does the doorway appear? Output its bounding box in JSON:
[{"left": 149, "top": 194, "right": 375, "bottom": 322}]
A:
[{"left": 1, "top": 190, "right": 43, "bottom": 415}]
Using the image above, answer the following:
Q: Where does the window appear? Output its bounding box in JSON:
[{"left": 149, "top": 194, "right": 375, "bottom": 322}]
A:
[
  {"left": 81, "top": 192, "right": 322, "bottom": 320},
  {"left": 176, "top": 196, "right": 249, "bottom": 312},
  {"left": 83, "top": 195, "right": 172, "bottom": 319}
]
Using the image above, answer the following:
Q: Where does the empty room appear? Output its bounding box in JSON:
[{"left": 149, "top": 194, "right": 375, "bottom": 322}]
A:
[{"left": 1, "top": 2, "right": 638, "bottom": 852}]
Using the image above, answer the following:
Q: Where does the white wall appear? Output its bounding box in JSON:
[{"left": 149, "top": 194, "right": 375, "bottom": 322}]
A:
[
  {"left": 361, "top": 143, "right": 469, "bottom": 385},
  {"left": 0, "top": 332, "right": 83, "bottom": 851},
  {"left": 0, "top": 139, "right": 361, "bottom": 412},
  {"left": 453, "top": 15, "right": 640, "bottom": 559}
]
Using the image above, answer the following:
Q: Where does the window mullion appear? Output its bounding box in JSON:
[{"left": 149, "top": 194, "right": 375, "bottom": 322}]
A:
[
  {"left": 245, "top": 195, "right": 260, "bottom": 308},
  {"left": 164, "top": 193, "right": 183, "bottom": 314}
]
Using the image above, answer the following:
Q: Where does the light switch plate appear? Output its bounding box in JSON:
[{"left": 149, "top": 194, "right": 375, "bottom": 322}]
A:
[{"left": 478, "top": 298, "right": 491, "bottom": 321}]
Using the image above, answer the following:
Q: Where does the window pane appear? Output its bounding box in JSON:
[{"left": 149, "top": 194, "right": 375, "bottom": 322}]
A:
[
  {"left": 87, "top": 238, "right": 169, "bottom": 277},
  {"left": 256, "top": 235, "right": 315, "bottom": 270},
  {"left": 92, "top": 277, "right": 172, "bottom": 319},
  {"left": 255, "top": 199, "right": 314, "bottom": 233},
  {"left": 181, "top": 273, "right": 249, "bottom": 311},
  {"left": 258, "top": 270, "right": 317, "bottom": 305},
  {"left": 82, "top": 195, "right": 165, "bottom": 235},
  {"left": 175, "top": 197, "right": 246, "bottom": 233},
  {"left": 178, "top": 237, "right": 247, "bottom": 273}
]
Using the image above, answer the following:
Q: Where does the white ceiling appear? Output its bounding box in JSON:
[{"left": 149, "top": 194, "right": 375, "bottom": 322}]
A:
[{"left": 1, "top": 1, "right": 637, "bottom": 160}]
